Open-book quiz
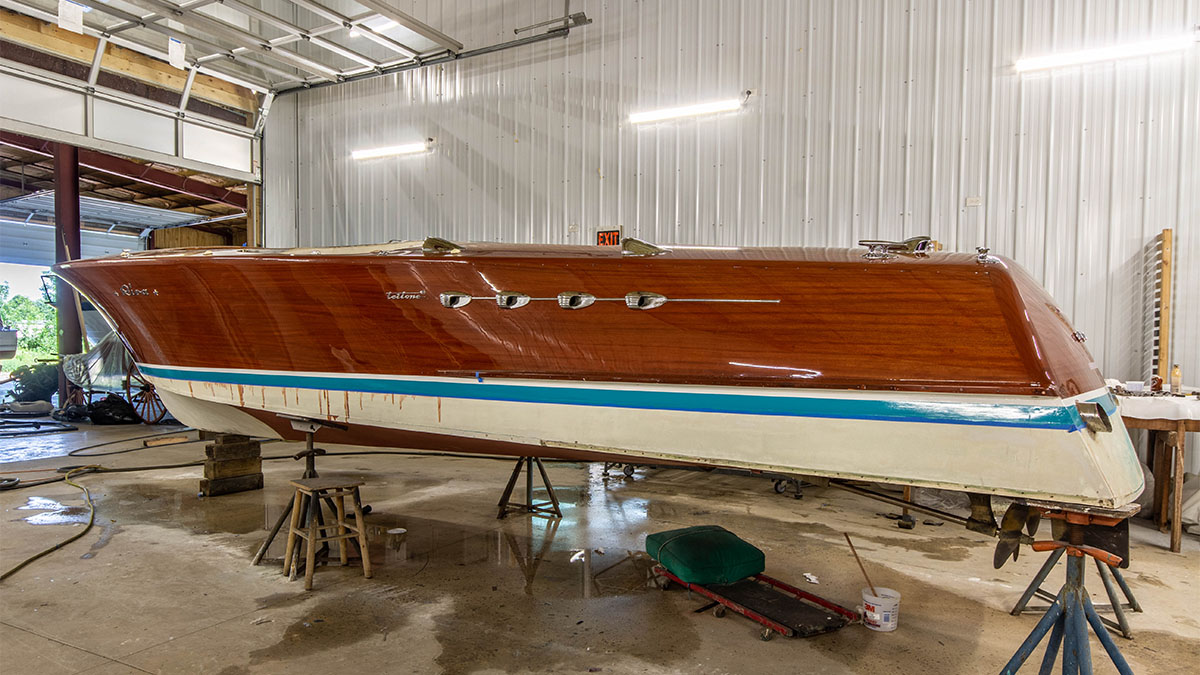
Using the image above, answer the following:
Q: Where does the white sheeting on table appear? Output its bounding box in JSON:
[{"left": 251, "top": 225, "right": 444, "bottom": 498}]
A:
[
  {"left": 1115, "top": 393, "right": 1200, "bottom": 421},
  {"left": 1107, "top": 381, "right": 1200, "bottom": 533},
  {"left": 1108, "top": 381, "right": 1195, "bottom": 417}
]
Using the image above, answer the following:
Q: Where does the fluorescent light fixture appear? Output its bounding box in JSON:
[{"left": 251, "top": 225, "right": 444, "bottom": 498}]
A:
[
  {"left": 1015, "top": 32, "right": 1197, "bottom": 71},
  {"left": 629, "top": 98, "right": 743, "bottom": 124},
  {"left": 351, "top": 142, "right": 430, "bottom": 160}
]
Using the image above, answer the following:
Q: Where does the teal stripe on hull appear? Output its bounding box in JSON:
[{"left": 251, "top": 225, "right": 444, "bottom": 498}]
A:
[{"left": 139, "top": 364, "right": 1104, "bottom": 432}]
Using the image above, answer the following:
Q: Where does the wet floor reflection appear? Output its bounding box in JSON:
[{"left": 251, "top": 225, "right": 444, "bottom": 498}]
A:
[
  {"left": 585, "top": 463, "right": 650, "bottom": 527},
  {"left": 501, "top": 517, "right": 559, "bottom": 595},
  {"left": 95, "top": 482, "right": 283, "bottom": 538},
  {"left": 17, "top": 496, "right": 90, "bottom": 525},
  {"left": 354, "top": 512, "right": 655, "bottom": 599},
  {"left": 9, "top": 461, "right": 662, "bottom": 598},
  {"left": 15, "top": 493, "right": 124, "bottom": 559},
  {"left": 0, "top": 422, "right": 189, "bottom": 463}
]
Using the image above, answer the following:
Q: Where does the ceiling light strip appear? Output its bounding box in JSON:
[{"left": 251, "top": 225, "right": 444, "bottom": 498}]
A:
[
  {"left": 629, "top": 98, "right": 744, "bottom": 124},
  {"left": 351, "top": 142, "right": 430, "bottom": 160},
  {"left": 1015, "top": 32, "right": 1197, "bottom": 71}
]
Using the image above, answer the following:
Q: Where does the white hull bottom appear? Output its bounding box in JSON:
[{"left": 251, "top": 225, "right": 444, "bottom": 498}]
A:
[{"left": 144, "top": 365, "right": 1144, "bottom": 508}]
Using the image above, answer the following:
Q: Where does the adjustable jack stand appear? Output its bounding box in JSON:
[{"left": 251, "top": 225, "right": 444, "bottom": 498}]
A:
[
  {"left": 497, "top": 456, "right": 563, "bottom": 519},
  {"left": 252, "top": 416, "right": 361, "bottom": 569},
  {"left": 1002, "top": 511, "right": 1135, "bottom": 675},
  {"left": 1011, "top": 547, "right": 1142, "bottom": 638}
]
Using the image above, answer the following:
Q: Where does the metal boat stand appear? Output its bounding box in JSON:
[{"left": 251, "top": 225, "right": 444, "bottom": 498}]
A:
[
  {"left": 497, "top": 456, "right": 563, "bottom": 519},
  {"left": 1010, "top": 547, "right": 1142, "bottom": 638},
  {"left": 252, "top": 416, "right": 361, "bottom": 571},
  {"left": 1001, "top": 510, "right": 1135, "bottom": 675}
]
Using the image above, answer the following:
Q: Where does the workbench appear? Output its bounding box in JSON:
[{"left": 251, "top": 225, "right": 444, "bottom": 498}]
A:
[{"left": 1117, "top": 390, "right": 1199, "bottom": 553}]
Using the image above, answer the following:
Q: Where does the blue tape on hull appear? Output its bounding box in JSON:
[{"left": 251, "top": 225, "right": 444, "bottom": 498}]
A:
[{"left": 139, "top": 364, "right": 1100, "bottom": 432}]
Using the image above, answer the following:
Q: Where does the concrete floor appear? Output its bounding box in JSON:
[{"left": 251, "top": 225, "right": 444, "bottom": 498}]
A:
[{"left": 0, "top": 424, "right": 1197, "bottom": 674}]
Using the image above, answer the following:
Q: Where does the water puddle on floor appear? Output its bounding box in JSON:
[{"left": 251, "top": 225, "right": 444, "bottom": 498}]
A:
[
  {"left": 16, "top": 494, "right": 124, "bottom": 558},
  {"left": 99, "top": 481, "right": 283, "bottom": 536},
  {"left": 0, "top": 422, "right": 185, "bottom": 463},
  {"left": 0, "top": 430, "right": 79, "bottom": 463},
  {"left": 253, "top": 507, "right": 658, "bottom": 600},
  {"left": 354, "top": 514, "right": 660, "bottom": 599},
  {"left": 17, "top": 496, "right": 90, "bottom": 525},
  {"left": 85, "top": 476, "right": 659, "bottom": 599},
  {"left": 245, "top": 509, "right": 684, "bottom": 674}
]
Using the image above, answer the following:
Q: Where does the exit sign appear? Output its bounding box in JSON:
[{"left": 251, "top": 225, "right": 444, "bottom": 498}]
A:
[{"left": 597, "top": 230, "right": 621, "bottom": 246}]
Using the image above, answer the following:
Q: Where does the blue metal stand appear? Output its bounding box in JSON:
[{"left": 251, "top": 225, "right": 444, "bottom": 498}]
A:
[
  {"left": 1001, "top": 554, "right": 1134, "bottom": 674},
  {"left": 1011, "top": 548, "right": 1142, "bottom": 638}
]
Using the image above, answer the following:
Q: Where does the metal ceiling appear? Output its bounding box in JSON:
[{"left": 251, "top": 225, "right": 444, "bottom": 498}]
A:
[
  {"left": 0, "top": 139, "right": 248, "bottom": 233},
  {"left": 0, "top": 189, "right": 239, "bottom": 236},
  {"left": 0, "top": 0, "right": 465, "bottom": 93}
]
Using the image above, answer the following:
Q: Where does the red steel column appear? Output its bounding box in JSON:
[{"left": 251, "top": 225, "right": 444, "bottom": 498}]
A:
[{"left": 54, "top": 143, "right": 83, "bottom": 406}]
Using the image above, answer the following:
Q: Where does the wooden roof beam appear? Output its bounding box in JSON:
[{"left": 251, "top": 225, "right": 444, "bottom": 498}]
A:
[{"left": 0, "top": 8, "right": 260, "bottom": 112}]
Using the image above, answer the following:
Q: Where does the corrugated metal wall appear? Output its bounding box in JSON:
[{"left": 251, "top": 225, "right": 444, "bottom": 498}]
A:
[
  {"left": 265, "top": 0, "right": 1198, "bottom": 396},
  {"left": 1, "top": 221, "right": 142, "bottom": 266}
]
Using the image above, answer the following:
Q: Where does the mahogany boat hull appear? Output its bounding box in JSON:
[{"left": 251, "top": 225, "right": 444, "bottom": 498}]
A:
[{"left": 54, "top": 242, "right": 1144, "bottom": 508}]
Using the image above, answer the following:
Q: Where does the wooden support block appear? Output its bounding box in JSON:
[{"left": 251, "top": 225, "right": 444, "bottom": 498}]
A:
[
  {"left": 198, "top": 431, "right": 252, "bottom": 444},
  {"left": 204, "top": 456, "right": 262, "bottom": 480},
  {"left": 214, "top": 433, "right": 251, "bottom": 445},
  {"left": 200, "top": 473, "right": 264, "bottom": 497},
  {"left": 204, "top": 440, "right": 261, "bottom": 461},
  {"left": 200, "top": 432, "right": 262, "bottom": 495}
]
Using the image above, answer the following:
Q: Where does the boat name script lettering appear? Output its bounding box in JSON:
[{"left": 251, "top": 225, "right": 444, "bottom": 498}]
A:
[
  {"left": 386, "top": 291, "right": 426, "bottom": 300},
  {"left": 116, "top": 284, "right": 158, "bottom": 297}
]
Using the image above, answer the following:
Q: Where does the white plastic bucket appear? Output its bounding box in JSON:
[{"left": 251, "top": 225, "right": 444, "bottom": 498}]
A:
[{"left": 862, "top": 587, "right": 901, "bottom": 632}]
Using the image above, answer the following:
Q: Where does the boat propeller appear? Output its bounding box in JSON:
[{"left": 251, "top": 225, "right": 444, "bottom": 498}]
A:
[{"left": 993, "top": 503, "right": 1043, "bottom": 569}]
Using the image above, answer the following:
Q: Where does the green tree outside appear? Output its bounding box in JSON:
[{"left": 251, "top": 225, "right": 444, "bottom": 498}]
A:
[{"left": 1, "top": 280, "right": 58, "bottom": 371}]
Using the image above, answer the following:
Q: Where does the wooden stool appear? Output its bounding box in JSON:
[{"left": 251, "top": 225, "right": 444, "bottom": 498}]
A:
[{"left": 282, "top": 478, "right": 372, "bottom": 590}]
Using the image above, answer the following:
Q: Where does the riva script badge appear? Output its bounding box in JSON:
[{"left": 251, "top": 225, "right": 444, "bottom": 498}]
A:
[{"left": 386, "top": 291, "right": 426, "bottom": 300}]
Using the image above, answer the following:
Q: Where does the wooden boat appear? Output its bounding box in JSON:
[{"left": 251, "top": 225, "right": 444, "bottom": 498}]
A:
[{"left": 53, "top": 237, "right": 1143, "bottom": 509}]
